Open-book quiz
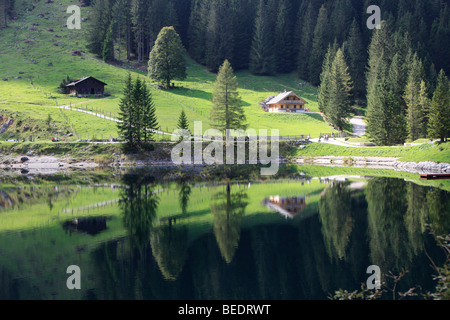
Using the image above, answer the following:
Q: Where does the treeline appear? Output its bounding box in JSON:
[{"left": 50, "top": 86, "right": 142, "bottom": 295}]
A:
[
  {"left": 86, "top": 0, "right": 449, "bottom": 88},
  {"left": 87, "top": 0, "right": 189, "bottom": 63},
  {"left": 0, "top": 0, "right": 15, "bottom": 28}
]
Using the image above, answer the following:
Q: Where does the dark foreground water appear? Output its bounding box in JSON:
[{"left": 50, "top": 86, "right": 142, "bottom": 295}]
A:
[{"left": 0, "top": 167, "right": 448, "bottom": 300}]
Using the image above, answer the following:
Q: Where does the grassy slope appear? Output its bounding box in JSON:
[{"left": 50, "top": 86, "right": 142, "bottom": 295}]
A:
[
  {"left": 294, "top": 142, "right": 450, "bottom": 163},
  {"left": 0, "top": 0, "right": 334, "bottom": 144}
]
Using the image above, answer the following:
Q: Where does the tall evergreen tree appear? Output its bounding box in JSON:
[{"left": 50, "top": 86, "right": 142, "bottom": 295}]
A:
[
  {"left": 188, "top": 0, "right": 210, "bottom": 65},
  {"left": 297, "top": 1, "right": 317, "bottom": 80},
  {"left": 274, "top": 0, "right": 295, "bottom": 73},
  {"left": 318, "top": 42, "right": 339, "bottom": 113},
  {"left": 140, "top": 80, "right": 158, "bottom": 145},
  {"left": 345, "top": 19, "right": 367, "bottom": 99},
  {"left": 428, "top": 70, "right": 450, "bottom": 142},
  {"left": 249, "top": 0, "right": 275, "bottom": 75},
  {"left": 87, "top": 0, "right": 113, "bottom": 57},
  {"left": 404, "top": 54, "right": 427, "bottom": 141},
  {"left": 102, "top": 23, "right": 114, "bottom": 62},
  {"left": 309, "top": 5, "right": 331, "bottom": 86},
  {"left": 117, "top": 74, "right": 135, "bottom": 150},
  {"left": 205, "top": 0, "right": 234, "bottom": 72},
  {"left": 177, "top": 109, "right": 190, "bottom": 134},
  {"left": 385, "top": 53, "right": 408, "bottom": 144},
  {"left": 325, "top": 49, "right": 353, "bottom": 131},
  {"left": 418, "top": 80, "right": 431, "bottom": 138},
  {"left": 148, "top": 26, "right": 187, "bottom": 89},
  {"left": 131, "top": 0, "right": 150, "bottom": 63},
  {"left": 210, "top": 60, "right": 247, "bottom": 135}
]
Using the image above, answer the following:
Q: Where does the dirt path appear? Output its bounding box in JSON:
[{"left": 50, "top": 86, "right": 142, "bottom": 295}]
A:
[
  {"left": 349, "top": 116, "right": 366, "bottom": 137},
  {"left": 57, "top": 105, "right": 176, "bottom": 137}
]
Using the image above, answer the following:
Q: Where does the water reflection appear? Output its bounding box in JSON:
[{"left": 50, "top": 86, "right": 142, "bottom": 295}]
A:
[
  {"left": 120, "top": 173, "right": 159, "bottom": 249},
  {"left": 0, "top": 171, "right": 448, "bottom": 300},
  {"left": 319, "top": 182, "right": 354, "bottom": 262},
  {"left": 211, "top": 182, "right": 248, "bottom": 264}
]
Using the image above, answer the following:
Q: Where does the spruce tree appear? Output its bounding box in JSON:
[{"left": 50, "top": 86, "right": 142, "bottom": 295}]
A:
[
  {"left": 140, "top": 81, "right": 158, "bottom": 145},
  {"left": 404, "top": 54, "right": 427, "bottom": 141},
  {"left": 418, "top": 80, "right": 431, "bottom": 138},
  {"left": 205, "top": 0, "right": 234, "bottom": 72},
  {"left": 385, "top": 54, "right": 408, "bottom": 145},
  {"left": 297, "top": 1, "right": 317, "bottom": 80},
  {"left": 148, "top": 26, "right": 187, "bottom": 89},
  {"left": 249, "top": 0, "right": 275, "bottom": 76},
  {"left": 177, "top": 109, "right": 190, "bottom": 134},
  {"left": 210, "top": 60, "right": 247, "bottom": 135},
  {"left": 318, "top": 43, "right": 338, "bottom": 114},
  {"left": 428, "top": 70, "right": 450, "bottom": 142},
  {"left": 117, "top": 74, "right": 135, "bottom": 150},
  {"left": 188, "top": 0, "right": 210, "bottom": 65},
  {"left": 275, "top": 0, "right": 294, "bottom": 73},
  {"left": 326, "top": 49, "right": 353, "bottom": 131},
  {"left": 102, "top": 23, "right": 114, "bottom": 62},
  {"left": 308, "top": 5, "right": 331, "bottom": 86},
  {"left": 131, "top": 77, "right": 144, "bottom": 145},
  {"left": 345, "top": 19, "right": 367, "bottom": 99}
]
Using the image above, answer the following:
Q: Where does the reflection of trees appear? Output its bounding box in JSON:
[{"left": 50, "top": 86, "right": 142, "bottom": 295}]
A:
[
  {"left": 405, "top": 183, "right": 428, "bottom": 256},
  {"left": 366, "top": 178, "right": 412, "bottom": 273},
  {"left": 211, "top": 183, "right": 248, "bottom": 264},
  {"left": 178, "top": 180, "right": 192, "bottom": 215},
  {"left": 120, "top": 174, "right": 159, "bottom": 249},
  {"left": 425, "top": 188, "right": 450, "bottom": 235},
  {"left": 319, "top": 182, "right": 354, "bottom": 261},
  {"left": 150, "top": 222, "right": 189, "bottom": 281}
]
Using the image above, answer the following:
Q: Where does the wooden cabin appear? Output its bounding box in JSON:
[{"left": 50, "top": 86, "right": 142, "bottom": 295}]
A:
[
  {"left": 262, "top": 196, "right": 308, "bottom": 219},
  {"left": 66, "top": 76, "right": 107, "bottom": 96},
  {"left": 264, "top": 91, "right": 308, "bottom": 113}
]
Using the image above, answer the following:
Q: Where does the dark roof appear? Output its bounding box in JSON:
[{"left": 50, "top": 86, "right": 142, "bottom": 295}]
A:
[{"left": 66, "top": 76, "right": 107, "bottom": 87}]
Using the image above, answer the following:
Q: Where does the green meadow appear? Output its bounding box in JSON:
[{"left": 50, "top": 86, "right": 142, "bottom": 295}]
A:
[{"left": 0, "top": 0, "right": 335, "bottom": 144}]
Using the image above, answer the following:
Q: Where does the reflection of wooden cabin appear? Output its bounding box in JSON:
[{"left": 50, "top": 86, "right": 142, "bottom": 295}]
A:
[
  {"left": 262, "top": 196, "right": 308, "bottom": 219},
  {"left": 66, "top": 76, "right": 107, "bottom": 96},
  {"left": 262, "top": 91, "right": 308, "bottom": 113},
  {"left": 62, "top": 217, "right": 108, "bottom": 236}
]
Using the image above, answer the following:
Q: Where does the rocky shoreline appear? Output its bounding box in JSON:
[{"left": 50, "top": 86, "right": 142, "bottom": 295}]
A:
[
  {"left": 0, "top": 154, "right": 449, "bottom": 175},
  {"left": 295, "top": 156, "right": 450, "bottom": 174}
]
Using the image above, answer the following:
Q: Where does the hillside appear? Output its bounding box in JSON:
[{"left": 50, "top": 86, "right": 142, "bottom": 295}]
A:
[{"left": 0, "top": 0, "right": 336, "bottom": 143}]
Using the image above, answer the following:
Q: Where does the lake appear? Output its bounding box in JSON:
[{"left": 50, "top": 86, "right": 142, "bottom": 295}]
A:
[{"left": 0, "top": 165, "right": 448, "bottom": 300}]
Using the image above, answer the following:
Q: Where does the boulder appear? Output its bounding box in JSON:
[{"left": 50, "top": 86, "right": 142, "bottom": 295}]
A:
[{"left": 20, "top": 157, "right": 29, "bottom": 163}]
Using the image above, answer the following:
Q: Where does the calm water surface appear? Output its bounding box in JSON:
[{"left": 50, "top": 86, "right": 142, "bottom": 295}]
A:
[{"left": 0, "top": 168, "right": 448, "bottom": 300}]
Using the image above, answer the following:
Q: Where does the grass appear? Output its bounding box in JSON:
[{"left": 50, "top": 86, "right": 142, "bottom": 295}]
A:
[
  {"left": 294, "top": 141, "right": 450, "bottom": 163},
  {"left": 0, "top": 0, "right": 337, "bottom": 143}
]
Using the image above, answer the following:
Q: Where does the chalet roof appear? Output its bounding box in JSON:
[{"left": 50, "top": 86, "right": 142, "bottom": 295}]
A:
[
  {"left": 266, "top": 91, "right": 307, "bottom": 105},
  {"left": 66, "top": 76, "right": 107, "bottom": 87}
]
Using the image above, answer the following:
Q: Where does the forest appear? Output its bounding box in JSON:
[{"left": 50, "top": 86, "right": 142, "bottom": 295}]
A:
[
  {"left": 85, "top": 0, "right": 450, "bottom": 145},
  {"left": 2, "top": 0, "right": 449, "bottom": 145},
  {"left": 79, "top": 0, "right": 450, "bottom": 83}
]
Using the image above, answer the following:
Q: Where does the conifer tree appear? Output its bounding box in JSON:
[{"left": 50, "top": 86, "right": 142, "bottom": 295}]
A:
[
  {"left": 102, "top": 23, "right": 114, "bottom": 62},
  {"left": 428, "top": 70, "right": 450, "bottom": 142},
  {"left": 297, "top": 1, "right": 317, "bottom": 80},
  {"left": 210, "top": 60, "right": 247, "bottom": 135},
  {"left": 318, "top": 42, "right": 338, "bottom": 113},
  {"left": 345, "top": 19, "right": 367, "bottom": 99},
  {"left": 275, "top": 0, "right": 294, "bottom": 73},
  {"left": 148, "top": 26, "right": 187, "bottom": 89},
  {"left": 117, "top": 74, "right": 135, "bottom": 150},
  {"left": 205, "top": 0, "right": 234, "bottom": 72},
  {"left": 249, "top": 0, "right": 275, "bottom": 75},
  {"left": 325, "top": 49, "right": 353, "bottom": 131},
  {"left": 308, "top": 5, "right": 330, "bottom": 86},
  {"left": 177, "top": 109, "right": 190, "bottom": 134},
  {"left": 404, "top": 54, "right": 427, "bottom": 141},
  {"left": 140, "top": 81, "right": 158, "bottom": 145}
]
